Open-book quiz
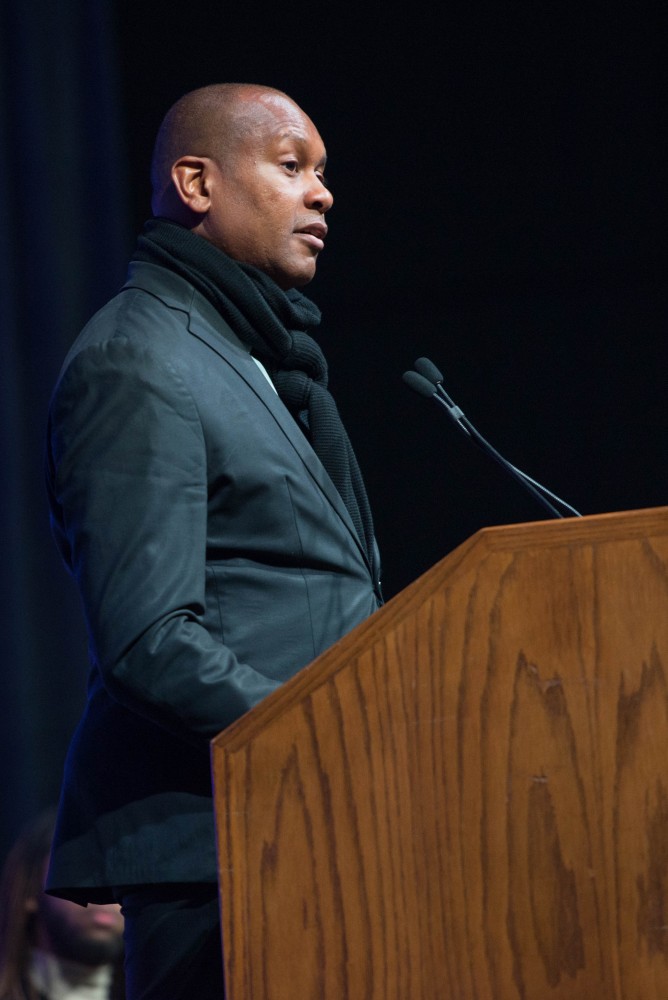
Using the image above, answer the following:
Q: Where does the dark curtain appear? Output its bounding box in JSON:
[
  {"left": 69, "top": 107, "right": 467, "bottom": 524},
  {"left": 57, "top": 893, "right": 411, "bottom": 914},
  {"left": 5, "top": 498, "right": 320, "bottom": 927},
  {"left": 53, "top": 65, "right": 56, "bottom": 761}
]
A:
[{"left": 0, "top": 0, "right": 130, "bottom": 864}]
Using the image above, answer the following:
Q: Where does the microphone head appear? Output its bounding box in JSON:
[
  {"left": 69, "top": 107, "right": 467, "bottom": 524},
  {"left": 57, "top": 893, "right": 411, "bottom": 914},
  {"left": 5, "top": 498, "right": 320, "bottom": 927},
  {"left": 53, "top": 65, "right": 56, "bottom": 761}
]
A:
[
  {"left": 414, "top": 357, "right": 444, "bottom": 386},
  {"left": 402, "top": 370, "right": 437, "bottom": 399}
]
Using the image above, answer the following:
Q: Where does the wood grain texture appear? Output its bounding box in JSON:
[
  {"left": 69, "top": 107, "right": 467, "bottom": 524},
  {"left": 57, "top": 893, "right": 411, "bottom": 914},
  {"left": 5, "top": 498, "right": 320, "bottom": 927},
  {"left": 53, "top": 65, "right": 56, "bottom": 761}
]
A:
[{"left": 211, "top": 506, "right": 668, "bottom": 999}]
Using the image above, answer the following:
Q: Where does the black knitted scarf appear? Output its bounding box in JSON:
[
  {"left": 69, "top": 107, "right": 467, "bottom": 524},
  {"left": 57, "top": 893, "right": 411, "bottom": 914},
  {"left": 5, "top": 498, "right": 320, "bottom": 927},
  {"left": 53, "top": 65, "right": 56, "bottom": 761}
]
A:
[{"left": 132, "top": 217, "right": 375, "bottom": 565}]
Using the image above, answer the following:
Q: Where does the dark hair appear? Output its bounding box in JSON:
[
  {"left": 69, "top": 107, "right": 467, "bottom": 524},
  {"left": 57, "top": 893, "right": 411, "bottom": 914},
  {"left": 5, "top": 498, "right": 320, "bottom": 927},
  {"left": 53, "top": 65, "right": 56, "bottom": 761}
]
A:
[{"left": 0, "top": 809, "right": 56, "bottom": 1000}]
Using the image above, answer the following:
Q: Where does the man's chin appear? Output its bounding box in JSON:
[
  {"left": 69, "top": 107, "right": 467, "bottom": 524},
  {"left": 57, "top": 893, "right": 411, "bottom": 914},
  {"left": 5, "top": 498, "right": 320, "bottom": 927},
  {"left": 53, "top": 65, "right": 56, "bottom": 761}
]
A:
[
  {"left": 281, "top": 273, "right": 316, "bottom": 291},
  {"left": 55, "top": 932, "right": 124, "bottom": 967},
  {"left": 270, "top": 257, "right": 318, "bottom": 291}
]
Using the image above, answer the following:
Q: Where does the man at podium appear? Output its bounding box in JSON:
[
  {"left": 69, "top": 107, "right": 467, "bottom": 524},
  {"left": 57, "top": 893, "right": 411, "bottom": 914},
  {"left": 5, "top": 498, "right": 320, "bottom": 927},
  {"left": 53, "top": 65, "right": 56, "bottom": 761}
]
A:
[{"left": 44, "top": 83, "right": 381, "bottom": 999}]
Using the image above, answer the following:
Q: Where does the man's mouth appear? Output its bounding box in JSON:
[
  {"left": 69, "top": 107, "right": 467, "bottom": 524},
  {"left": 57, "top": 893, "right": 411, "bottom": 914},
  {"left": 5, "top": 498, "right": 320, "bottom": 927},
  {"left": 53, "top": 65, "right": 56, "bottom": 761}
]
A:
[{"left": 294, "top": 221, "right": 328, "bottom": 251}]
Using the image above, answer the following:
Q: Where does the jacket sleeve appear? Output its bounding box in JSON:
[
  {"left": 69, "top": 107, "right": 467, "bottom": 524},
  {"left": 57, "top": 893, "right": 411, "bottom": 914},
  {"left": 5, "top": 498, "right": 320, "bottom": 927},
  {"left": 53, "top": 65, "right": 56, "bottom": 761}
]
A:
[{"left": 47, "top": 334, "right": 280, "bottom": 745}]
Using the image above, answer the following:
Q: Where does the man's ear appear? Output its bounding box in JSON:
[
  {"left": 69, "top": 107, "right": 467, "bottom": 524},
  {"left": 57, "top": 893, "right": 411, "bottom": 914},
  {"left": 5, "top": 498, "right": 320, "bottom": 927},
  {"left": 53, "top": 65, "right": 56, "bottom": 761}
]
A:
[{"left": 170, "top": 156, "right": 216, "bottom": 216}]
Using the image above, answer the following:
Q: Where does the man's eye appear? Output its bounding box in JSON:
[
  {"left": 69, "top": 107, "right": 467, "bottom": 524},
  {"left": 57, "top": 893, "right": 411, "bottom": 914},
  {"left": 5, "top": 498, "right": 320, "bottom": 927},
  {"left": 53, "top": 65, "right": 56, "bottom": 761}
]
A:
[
  {"left": 317, "top": 172, "right": 330, "bottom": 189},
  {"left": 284, "top": 161, "right": 299, "bottom": 173}
]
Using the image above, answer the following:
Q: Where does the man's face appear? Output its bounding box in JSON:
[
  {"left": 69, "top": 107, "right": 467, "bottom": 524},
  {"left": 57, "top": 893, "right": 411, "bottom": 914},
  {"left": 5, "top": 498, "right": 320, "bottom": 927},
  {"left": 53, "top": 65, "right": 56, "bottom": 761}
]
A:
[
  {"left": 34, "top": 890, "right": 124, "bottom": 966},
  {"left": 199, "top": 94, "right": 333, "bottom": 289}
]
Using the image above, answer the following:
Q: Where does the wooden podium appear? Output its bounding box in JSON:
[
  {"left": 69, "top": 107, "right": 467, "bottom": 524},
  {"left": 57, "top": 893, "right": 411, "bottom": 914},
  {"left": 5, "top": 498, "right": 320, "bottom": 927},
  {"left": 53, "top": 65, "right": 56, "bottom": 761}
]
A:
[{"left": 210, "top": 506, "right": 668, "bottom": 999}]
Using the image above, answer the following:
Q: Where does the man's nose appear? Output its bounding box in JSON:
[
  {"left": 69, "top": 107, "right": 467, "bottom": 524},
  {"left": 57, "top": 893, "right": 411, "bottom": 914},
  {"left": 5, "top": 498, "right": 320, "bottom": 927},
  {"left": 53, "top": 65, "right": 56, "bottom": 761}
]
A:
[{"left": 307, "top": 174, "right": 334, "bottom": 213}]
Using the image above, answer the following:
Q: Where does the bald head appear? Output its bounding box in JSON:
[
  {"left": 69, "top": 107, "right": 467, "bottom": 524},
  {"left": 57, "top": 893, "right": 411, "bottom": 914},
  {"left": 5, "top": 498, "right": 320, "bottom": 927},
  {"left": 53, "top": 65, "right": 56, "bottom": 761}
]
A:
[{"left": 150, "top": 83, "right": 296, "bottom": 217}]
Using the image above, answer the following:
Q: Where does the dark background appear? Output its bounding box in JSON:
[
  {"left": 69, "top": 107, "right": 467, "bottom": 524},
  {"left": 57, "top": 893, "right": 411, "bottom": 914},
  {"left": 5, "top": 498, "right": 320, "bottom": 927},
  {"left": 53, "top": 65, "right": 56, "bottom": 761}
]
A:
[{"left": 1, "top": 1, "right": 665, "bottom": 865}]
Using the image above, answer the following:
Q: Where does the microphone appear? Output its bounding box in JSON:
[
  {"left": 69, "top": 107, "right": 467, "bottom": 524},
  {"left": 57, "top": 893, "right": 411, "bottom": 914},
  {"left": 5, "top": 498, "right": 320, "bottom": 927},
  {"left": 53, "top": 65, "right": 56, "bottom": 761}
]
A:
[{"left": 402, "top": 357, "right": 582, "bottom": 520}]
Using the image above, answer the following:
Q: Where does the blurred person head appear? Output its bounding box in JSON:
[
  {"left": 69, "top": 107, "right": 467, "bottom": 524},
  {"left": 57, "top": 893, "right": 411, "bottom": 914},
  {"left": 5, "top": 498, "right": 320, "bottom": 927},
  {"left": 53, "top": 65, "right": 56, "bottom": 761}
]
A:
[{"left": 0, "top": 809, "right": 124, "bottom": 1000}]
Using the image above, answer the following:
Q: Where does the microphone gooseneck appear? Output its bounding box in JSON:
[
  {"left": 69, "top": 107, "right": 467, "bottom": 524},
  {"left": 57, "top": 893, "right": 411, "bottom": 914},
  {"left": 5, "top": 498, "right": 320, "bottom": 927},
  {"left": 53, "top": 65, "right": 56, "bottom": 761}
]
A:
[{"left": 402, "top": 357, "right": 582, "bottom": 520}]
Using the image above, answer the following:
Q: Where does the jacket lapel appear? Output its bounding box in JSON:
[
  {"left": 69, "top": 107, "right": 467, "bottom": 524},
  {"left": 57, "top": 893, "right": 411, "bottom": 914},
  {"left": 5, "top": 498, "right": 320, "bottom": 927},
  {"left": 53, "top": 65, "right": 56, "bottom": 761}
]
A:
[
  {"left": 122, "top": 262, "right": 374, "bottom": 574},
  {"left": 190, "top": 307, "right": 373, "bottom": 573}
]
